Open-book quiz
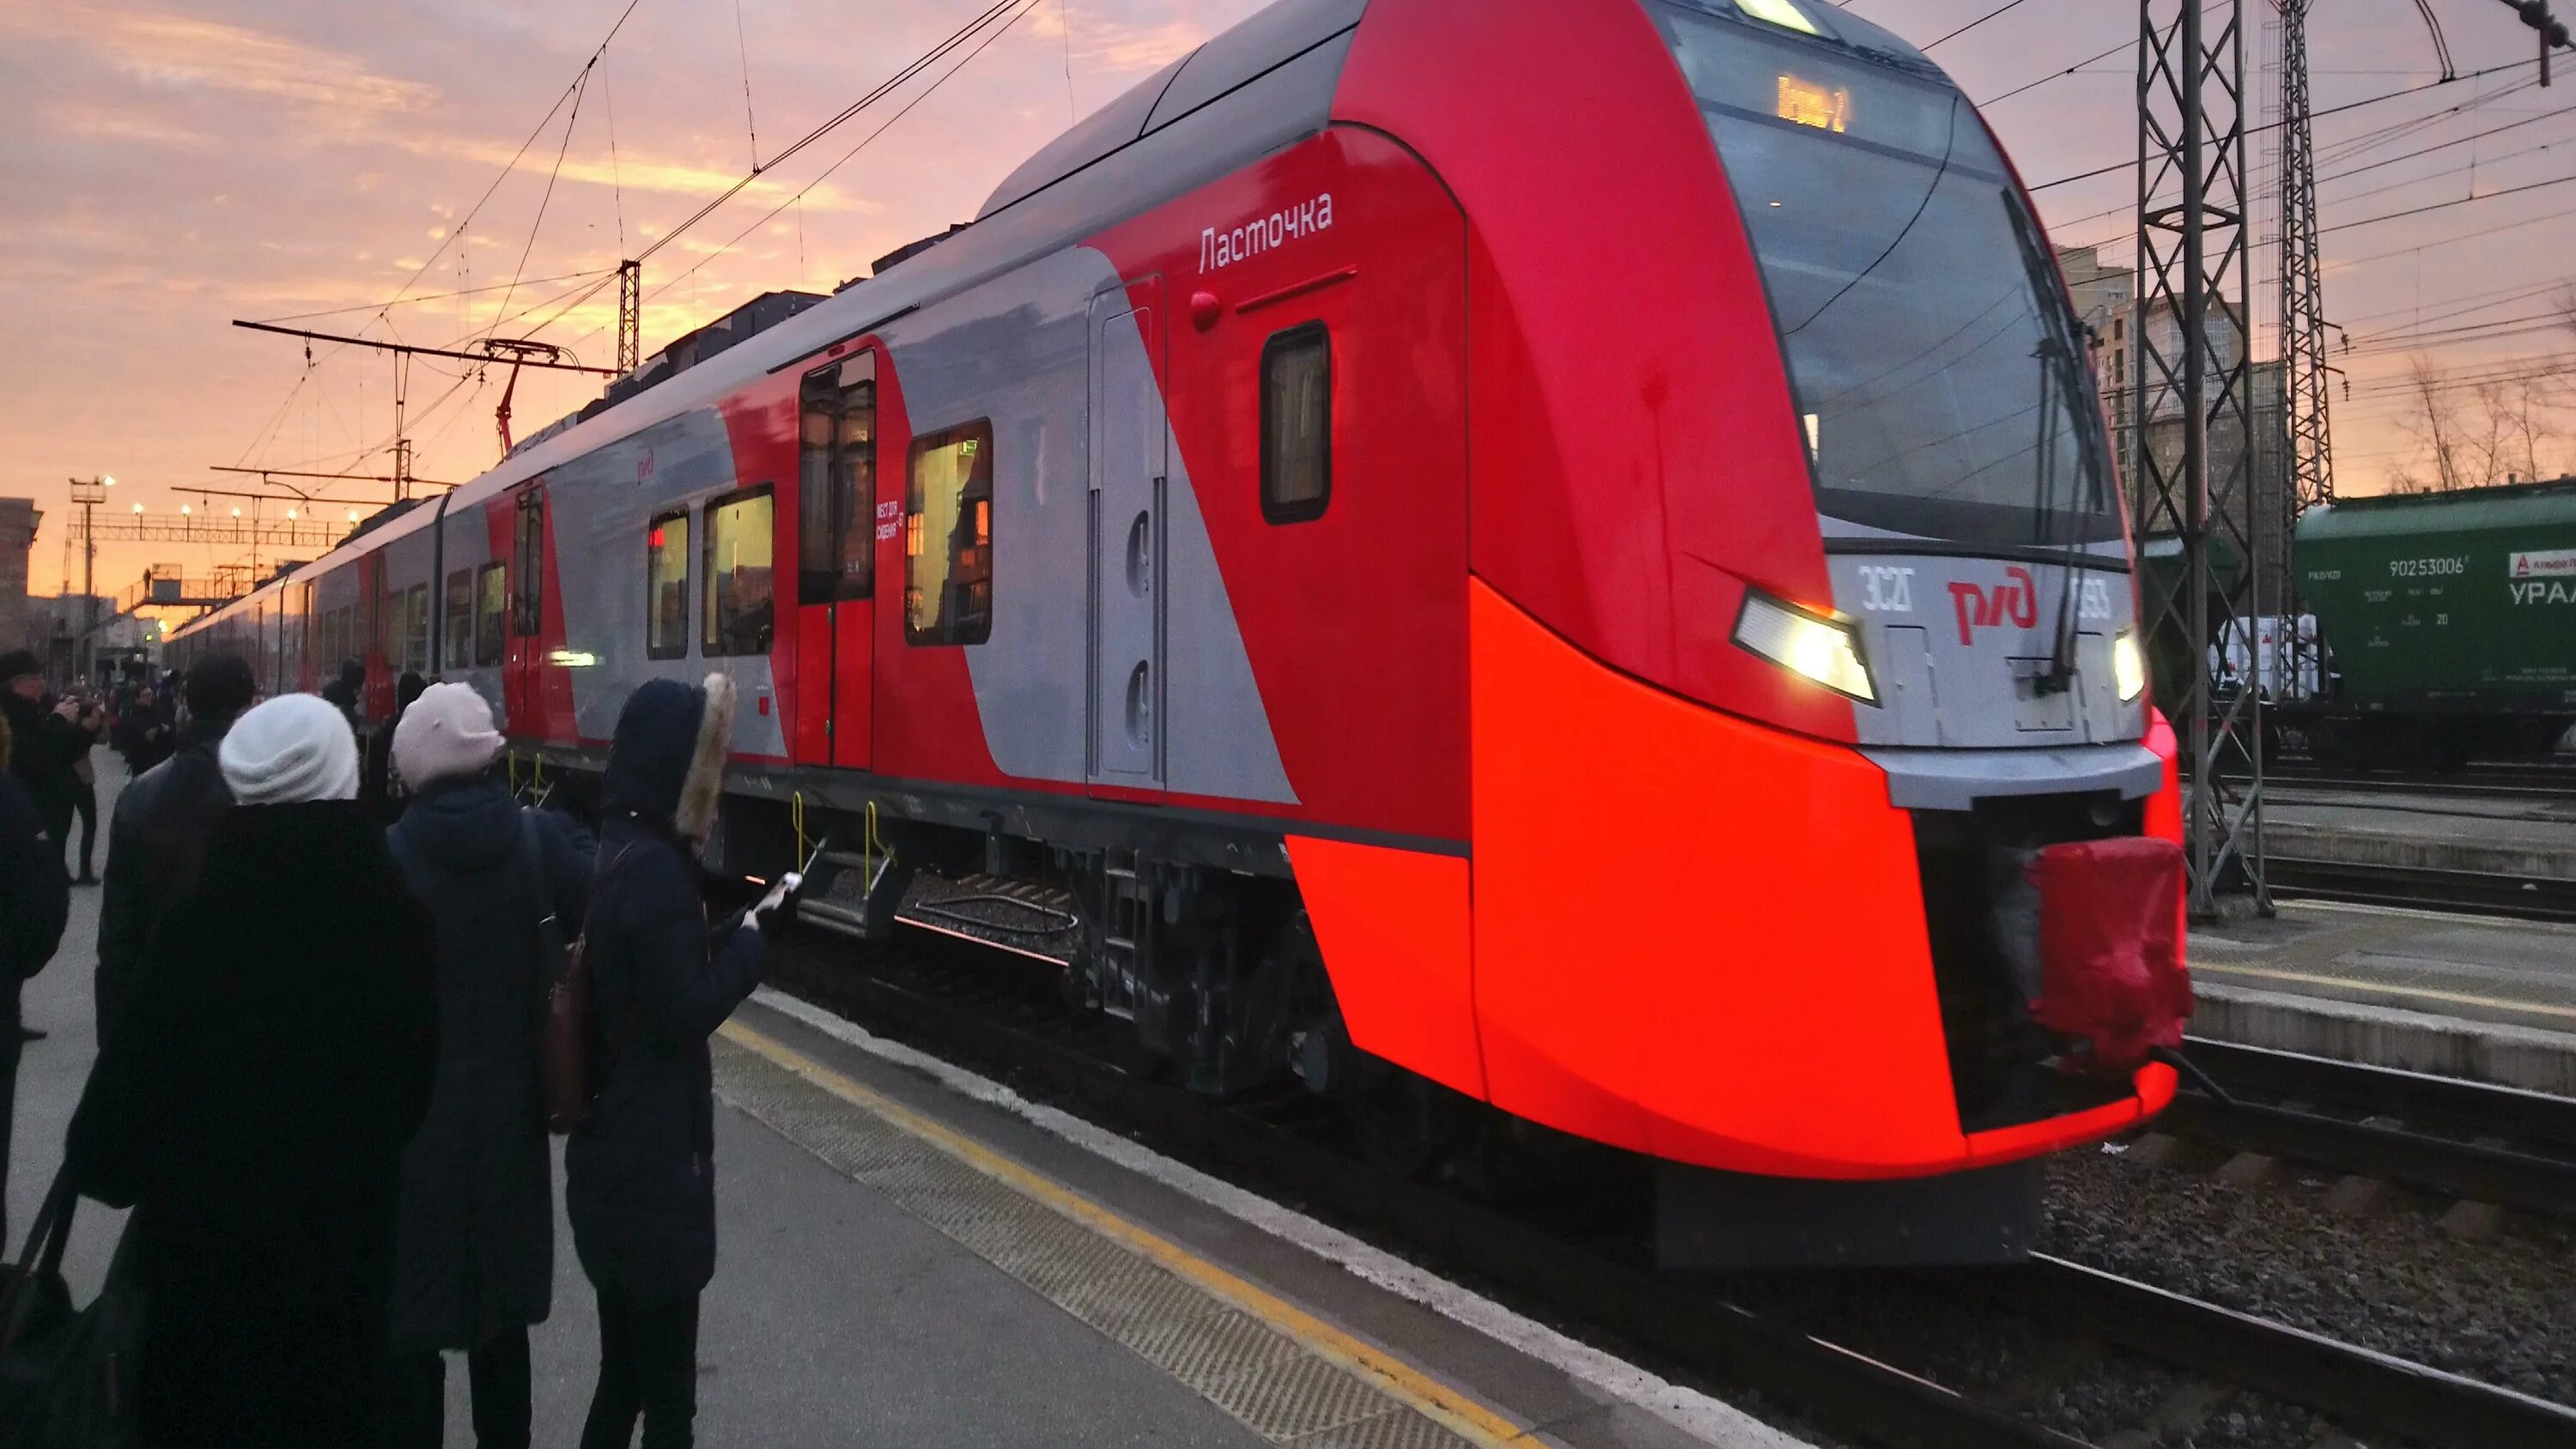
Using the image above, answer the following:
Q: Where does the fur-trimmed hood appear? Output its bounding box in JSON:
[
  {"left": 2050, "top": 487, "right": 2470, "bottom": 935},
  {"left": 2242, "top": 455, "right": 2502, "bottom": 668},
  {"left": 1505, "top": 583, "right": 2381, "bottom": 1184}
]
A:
[{"left": 603, "top": 673, "right": 735, "bottom": 844}]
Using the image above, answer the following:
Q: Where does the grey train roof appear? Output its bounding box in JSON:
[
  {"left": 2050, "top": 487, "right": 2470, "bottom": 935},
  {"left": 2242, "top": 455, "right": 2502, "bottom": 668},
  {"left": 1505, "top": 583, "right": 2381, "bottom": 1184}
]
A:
[{"left": 979, "top": 0, "right": 1366, "bottom": 218}]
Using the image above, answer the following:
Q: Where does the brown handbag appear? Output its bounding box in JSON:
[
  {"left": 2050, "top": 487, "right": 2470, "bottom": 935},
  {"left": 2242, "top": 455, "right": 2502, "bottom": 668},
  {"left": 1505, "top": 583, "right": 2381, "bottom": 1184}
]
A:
[{"left": 542, "top": 842, "right": 637, "bottom": 1135}]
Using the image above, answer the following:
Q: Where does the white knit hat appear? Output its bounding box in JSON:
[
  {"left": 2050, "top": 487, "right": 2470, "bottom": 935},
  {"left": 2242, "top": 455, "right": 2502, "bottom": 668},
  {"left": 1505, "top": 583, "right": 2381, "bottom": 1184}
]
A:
[
  {"left": 219, "top": 694, "right": 361, "bottom": 806},
  {"left": 393, "top": 682, "right": 502, "bottom": 791}
]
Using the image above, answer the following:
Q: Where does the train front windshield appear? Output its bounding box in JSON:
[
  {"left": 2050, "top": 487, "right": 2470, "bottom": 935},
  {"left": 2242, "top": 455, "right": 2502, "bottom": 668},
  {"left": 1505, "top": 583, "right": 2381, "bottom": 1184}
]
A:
[{"left": 1656, "top": 3, "right": 2121, "bottom": 549}]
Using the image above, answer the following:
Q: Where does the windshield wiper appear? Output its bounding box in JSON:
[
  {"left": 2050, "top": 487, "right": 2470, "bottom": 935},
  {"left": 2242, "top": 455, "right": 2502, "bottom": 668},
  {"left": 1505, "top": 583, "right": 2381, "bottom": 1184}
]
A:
[{"left": 2000, "top": 189, "right": 2108, "bottom": 696}]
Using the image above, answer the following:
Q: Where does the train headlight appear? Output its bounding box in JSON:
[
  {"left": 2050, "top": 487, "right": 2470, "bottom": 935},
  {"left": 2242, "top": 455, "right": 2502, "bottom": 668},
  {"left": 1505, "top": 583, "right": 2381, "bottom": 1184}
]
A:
[
  {"left": 2114, "top": 632, "right": 2147, "bottom": 702},
  {"left": 1733, "top": 591, "right": 1874, "bottom": 703}
]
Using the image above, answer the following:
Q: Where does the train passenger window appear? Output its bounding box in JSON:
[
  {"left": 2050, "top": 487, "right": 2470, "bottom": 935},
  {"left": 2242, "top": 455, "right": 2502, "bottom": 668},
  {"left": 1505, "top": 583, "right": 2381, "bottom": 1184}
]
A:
[
  {"left": 404, "top": 584, "right": 431, "bottom": 675},
  {"left": 904, "top": 421, "right": 994, "bottom": 646},
  {"left": 1260, "top": 323, "right": 1331, "bottom": 524},
  {"left": 647, "top": 511, "right": 691, "bottom": 660},
  {"left": 443, "top": 571, "right": 473, "bottom": 670},
  {"left": 476, "top": 563, "right": 506, "bottom": 666},
  {"left": 702, "top": 488, "right": 775, "bottom": 657},
  {"left": 799, "top": 357, "right": 876, "bottom": 603}
]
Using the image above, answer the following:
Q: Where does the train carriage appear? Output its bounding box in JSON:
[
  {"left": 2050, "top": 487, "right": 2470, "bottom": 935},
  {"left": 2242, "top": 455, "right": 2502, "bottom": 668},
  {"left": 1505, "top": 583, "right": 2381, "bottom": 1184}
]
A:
[{"left": 171, "top": 0, "right": 2189, "bottom": 1267}]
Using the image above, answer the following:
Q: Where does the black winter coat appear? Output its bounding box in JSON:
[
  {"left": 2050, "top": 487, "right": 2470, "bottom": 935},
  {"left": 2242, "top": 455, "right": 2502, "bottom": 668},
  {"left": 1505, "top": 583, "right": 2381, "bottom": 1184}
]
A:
[
  {"left": 66, "top": 803, "right": 439, "bottom": 1449},
  {"left": 94, "top": 716, "right": 234, "bottom": 1046},
  {"left": 563, "top": 813, "right": 767, "bottom": 1304},
  {"left": 2, "top": 692, "right": 74, "bottom": 810},
  {"left": 0, "top": 773, "right": 68, "bottom": 983},
  {"left": 385, "top": 777, "right": 595, "bottom": 1349}
]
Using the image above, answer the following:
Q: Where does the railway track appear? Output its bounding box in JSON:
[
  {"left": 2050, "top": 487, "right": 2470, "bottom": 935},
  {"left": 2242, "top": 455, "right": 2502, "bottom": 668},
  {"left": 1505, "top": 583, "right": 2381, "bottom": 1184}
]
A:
[
  {"left": 767, "top": 905, "right": 2576, "bottom": 1449},
  {"left": 2264, "top": 855, "right": 2576, "bottom": 922},
  {"left": 2166, "top": 1037, "right": 2576, "bottom": 1219},
  {"left": 2260, "top": 760, "right": 2576, "bottom": 799}
]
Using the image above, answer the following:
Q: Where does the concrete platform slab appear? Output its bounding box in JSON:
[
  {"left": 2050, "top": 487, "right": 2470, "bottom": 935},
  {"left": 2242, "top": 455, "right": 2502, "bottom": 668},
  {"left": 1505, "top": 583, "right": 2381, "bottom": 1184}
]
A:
[
  {"left": 2259, "top": 791, "right": 2576, "bottom": 878},
  {"left": 2187, "top": 900, "right": 2576, "bottom": 1094}
]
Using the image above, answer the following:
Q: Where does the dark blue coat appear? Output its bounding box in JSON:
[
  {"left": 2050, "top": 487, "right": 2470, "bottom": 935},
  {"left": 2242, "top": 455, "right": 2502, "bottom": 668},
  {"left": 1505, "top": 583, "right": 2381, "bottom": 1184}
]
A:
[
  {"left": 386, "top": 777, "right": 594, "bottom": 1349},
  {"left": 563, "top": 814, "right": 766, "bottom": 1304}
]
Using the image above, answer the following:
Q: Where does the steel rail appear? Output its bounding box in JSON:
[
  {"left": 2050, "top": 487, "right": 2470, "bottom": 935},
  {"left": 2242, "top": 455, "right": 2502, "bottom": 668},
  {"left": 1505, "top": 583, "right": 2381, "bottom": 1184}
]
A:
[
  {"left": 768, "top": 921, "right": 2576, "bottom": 1449},
  {"left": 2265, "top": 857, "right": 2576, "bottom": 922},
  {"left": 2184, "top": 1037, "right": 2576, "bottom": 1152},
  {"left": 1971, "top": 1257, "right": 2576, "bottom": 1449}
]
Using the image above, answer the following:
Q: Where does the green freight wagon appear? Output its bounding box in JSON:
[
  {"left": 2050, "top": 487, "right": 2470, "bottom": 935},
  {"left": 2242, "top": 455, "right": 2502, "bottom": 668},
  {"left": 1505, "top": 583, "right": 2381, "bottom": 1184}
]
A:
[{"left": 2288, "top": 476, "right": 2576, "bottom": 770}]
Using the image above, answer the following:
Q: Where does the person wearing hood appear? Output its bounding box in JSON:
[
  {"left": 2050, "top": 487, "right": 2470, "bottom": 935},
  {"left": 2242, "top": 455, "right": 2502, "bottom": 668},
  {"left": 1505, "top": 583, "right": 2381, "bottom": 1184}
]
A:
[
  {"left": 567, "top": 674, "right": 796, "bottom": 1449},
  {"left": 67, "top": 692, "right": 440, "bottom": 1449},
  {"left": 381, "top": 683, "right": 594, "bottom": 1449},
  {"left": 0, "top": 707, "right": 70, "bottom": 1244},
  {"left": 95, "top": 652, "right": 256, "bottom": 1049},
  {"left": 364, "top": 670, "right": 429, "bottom": 824}
]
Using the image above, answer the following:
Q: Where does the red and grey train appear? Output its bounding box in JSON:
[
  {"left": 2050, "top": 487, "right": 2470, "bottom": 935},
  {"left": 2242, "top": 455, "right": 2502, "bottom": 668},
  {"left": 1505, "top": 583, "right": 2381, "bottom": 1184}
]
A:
[{"left": 172, "top": 0, "right": 2190, "bottom": 1266}]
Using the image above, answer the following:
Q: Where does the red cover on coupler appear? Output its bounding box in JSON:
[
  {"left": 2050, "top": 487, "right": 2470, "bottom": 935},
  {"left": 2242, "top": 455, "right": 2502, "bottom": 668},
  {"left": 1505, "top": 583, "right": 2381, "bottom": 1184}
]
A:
[{"left": 2027, "top": 837, "right": 2192, "bottom": 1076}]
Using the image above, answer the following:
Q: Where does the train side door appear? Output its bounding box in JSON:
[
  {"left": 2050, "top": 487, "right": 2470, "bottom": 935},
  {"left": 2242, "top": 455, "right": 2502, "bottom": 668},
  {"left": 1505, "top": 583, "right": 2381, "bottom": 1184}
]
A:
[
  {"left": 506, "top": 483, "right": 547, "bottom": 734},
  {"left": 1087, "top": 280, "right": 1167, "bottom": 794},
  {"left": 793, "top": 353, "right": 877, "bottom": 769}
]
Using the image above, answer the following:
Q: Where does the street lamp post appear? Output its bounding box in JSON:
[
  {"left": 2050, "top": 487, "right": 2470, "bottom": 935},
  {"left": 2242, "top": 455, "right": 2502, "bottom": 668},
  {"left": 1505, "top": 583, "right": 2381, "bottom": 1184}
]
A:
[{"left": 67, "top": 475, "right": 111, "bottom": 686}]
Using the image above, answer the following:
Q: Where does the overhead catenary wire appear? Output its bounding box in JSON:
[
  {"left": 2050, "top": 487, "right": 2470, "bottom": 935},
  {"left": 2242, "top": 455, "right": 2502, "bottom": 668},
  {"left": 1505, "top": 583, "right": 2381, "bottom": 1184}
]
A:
[
  {"left": 632, "top": 0, "right": 1024, "bottom": 266},
  {"left": 579, "top": 0, "right": 1049, "bottom": 337},
  {"left": 228, "top": 0, "right": 647, "bottom": 471},
  {"left": 477, "top": 64, "right": 594, "bottom": 351},
  {"left": 2028, "top": 55, "right": 2550, "bottom": 191},
  {"left": 250, "top": 270, "right": 615, "bottom": 326}
]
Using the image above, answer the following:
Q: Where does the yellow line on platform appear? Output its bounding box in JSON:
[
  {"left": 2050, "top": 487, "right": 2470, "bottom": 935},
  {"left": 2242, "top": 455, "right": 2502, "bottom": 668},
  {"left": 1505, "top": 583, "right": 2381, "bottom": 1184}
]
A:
[
  {"left": 2196, "top": 961, "right": 2576, "bottom": 1022},
  {"left": 717, "top": 1019, "right": 1529, "bottom": 1448}
]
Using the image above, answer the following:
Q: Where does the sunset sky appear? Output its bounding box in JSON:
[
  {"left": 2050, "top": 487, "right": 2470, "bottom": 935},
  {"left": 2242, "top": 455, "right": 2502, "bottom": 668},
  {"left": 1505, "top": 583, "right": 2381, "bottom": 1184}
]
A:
[{"left": 3, "top": 0, "right": 2570, "bottom": 603}]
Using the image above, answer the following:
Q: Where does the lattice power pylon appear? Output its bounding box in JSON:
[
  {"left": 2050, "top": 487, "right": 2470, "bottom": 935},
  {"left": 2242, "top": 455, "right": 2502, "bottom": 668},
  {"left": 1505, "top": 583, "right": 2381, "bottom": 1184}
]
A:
[
  {"left": 2137, "top": 0, "right": 2269, "bottom": 918},
  {"left": 617, "top": 259, "right": 642, "bottom": 375},
  {"left": 2274, "top": 0, "right": 2335, "bottom": 702}
]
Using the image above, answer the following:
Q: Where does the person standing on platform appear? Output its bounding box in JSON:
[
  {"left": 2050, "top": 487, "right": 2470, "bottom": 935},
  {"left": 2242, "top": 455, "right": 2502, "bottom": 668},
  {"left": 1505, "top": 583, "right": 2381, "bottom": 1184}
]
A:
[
  {"left": 62, "top": 690, "right": 106, "bottom": 886},
  {"left": 568, "top": 675, "right": 796, "bottom": 1449},
  {"left": 95, "top": 654, "right": 255, "bottom": 1050},
  {"left": 3, "top": 651, "right": 77, "bottom": 1042},
  {"left": 114, "top": 681, "right": 176, "bottom": 776},
  {"left": 0, "top": 712, "right": 72, "bottom": 1245},
  {"left": 381, "top": 683, "right": 594, "bottom": 1449},
  {"left": 364, "top": 670, "right": 428, "bottom": 825},
  {"left": 322, "top": 658, "right": 366, "bottom": 735},
  {"left": 67, "top": 693, "right": 439, "bottom": 1449}
]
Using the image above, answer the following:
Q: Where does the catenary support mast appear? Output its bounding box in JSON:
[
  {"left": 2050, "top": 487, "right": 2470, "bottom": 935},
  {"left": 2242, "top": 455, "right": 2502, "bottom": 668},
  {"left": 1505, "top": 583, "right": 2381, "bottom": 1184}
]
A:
[{"left": 2137, "top": 0, "right": 2268, "bottom": 919}]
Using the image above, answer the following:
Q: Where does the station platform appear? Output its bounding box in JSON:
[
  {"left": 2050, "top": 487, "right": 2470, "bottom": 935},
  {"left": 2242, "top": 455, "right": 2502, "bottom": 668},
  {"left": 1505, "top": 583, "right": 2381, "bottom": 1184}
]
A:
[
  {"left": 2261, "top": 785, "right": 2576, "bottom": 878},
  {"left": 2188, "top": 900, "right": 2576, "bottom": 1095},
  {"left": 5, "top": 767, "right": 1802, "bottom": 1449}
]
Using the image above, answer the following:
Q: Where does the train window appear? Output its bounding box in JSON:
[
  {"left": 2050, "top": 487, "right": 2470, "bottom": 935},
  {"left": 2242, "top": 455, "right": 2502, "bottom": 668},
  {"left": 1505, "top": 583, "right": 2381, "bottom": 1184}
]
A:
[
  {"left": 647, "top": 510, "right": 692, "bottom": 660},
  {"left": 476, "top": 563, "right": 506, "bottom": 666},
  {"left": 904, "top": 421, "right": 994, "bottom": 646},
  {"left": 443, "top": 571, "right": 473, "bottom": 670},
  {"left": 404, "top": 584, "right": 431, "bottom": 676},
  {"left": 702, "top": 488, "right": 776, "bottom": 657},
  {"left": 1260, "top": 324, "right": 1331, "bottom": 524},
  {"left": 799, "top": 356, "right": 876, "bottom": 603}
]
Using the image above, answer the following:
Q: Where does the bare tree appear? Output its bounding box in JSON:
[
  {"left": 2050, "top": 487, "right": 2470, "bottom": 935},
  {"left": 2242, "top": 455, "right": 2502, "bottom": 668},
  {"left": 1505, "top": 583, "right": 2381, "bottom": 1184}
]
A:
[
  {"left": 2480, "top": 378, "right": 2566, "bottom": 485},
  {"left": 2388, "top": 356, "right": 2571, "bottom": 492}
]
